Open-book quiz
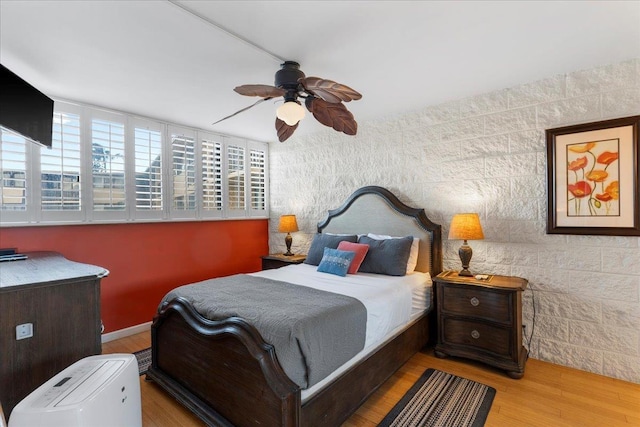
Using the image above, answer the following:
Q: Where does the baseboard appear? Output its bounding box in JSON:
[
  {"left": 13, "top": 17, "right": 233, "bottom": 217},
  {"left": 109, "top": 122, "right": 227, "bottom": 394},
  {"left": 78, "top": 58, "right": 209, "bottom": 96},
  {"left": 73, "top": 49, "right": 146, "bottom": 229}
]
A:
[{"left": 101, "top": 321, "right": 152, "bottom": 343}]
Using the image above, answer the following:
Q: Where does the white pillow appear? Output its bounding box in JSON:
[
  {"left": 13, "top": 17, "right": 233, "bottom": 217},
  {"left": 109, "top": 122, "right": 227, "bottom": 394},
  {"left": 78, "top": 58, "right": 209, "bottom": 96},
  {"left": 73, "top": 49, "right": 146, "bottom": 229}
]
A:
[{"left": 366, "top": 233, "right": 419, "bottom": 274}]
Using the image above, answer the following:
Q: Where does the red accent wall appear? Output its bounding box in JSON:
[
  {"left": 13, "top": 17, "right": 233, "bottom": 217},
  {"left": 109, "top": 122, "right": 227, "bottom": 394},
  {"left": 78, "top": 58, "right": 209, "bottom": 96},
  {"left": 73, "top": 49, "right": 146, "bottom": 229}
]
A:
[{"left": 0, "top": 220, "right": 268, "bottom": 333}]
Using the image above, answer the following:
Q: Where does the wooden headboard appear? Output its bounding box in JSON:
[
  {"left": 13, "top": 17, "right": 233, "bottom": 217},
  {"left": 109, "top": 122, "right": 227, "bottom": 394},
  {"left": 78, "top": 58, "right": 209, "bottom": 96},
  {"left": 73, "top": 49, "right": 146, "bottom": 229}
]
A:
[{"left": 317, "top": 186, "right": 442, "bottom": 276}]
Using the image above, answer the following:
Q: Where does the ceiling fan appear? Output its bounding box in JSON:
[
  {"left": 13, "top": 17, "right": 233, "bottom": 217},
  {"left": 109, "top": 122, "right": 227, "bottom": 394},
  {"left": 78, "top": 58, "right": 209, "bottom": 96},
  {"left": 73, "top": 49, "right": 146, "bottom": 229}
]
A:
[{"left": 214, "top": 61, "right": 362, "bottom": 142}]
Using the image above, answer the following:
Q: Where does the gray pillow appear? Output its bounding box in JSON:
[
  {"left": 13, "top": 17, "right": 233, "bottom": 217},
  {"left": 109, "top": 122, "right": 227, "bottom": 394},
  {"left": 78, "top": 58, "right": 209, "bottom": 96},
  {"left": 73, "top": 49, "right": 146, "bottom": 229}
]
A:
[
  {"left": 304, "top": 233, "right": 358, "bottom": 266},
  {"left": 357, "top": 235, "right": 413, "bottom": 276}
]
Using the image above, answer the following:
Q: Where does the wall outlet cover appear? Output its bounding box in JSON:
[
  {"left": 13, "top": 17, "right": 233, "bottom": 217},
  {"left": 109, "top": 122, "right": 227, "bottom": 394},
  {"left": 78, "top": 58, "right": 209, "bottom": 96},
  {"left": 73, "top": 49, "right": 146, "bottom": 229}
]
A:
[{"left": 16, "top": 323, "right": 33, "bottom": 340}]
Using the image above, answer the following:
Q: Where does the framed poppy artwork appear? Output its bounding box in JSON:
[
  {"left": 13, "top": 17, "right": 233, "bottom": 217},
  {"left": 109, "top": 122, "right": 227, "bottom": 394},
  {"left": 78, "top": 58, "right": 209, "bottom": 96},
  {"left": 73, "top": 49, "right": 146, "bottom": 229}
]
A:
[{"left": 546, "top": 115, "right": 640, "bottom": 236}]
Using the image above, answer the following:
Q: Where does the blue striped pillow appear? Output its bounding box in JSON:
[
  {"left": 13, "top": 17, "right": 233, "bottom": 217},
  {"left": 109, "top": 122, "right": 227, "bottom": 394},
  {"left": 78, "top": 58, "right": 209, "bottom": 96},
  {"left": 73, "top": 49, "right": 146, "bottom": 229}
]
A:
[{"left": 317, "top": 248, "right": 356, "bottom": 277}]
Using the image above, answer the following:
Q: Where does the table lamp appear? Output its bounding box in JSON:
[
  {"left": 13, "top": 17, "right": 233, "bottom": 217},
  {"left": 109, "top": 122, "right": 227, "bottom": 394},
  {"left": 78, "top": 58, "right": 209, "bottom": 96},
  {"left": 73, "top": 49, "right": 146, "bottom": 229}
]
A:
[
  {"left": 278, "top": 214, "right": 299, "bottom": 256},
  {"left": 448, "top": 213, "right": 484, "bottom": 277}
]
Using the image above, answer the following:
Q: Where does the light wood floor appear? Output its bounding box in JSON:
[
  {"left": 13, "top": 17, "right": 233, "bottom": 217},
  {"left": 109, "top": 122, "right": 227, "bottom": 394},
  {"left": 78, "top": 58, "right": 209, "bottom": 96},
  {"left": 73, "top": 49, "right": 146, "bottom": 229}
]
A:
[{"left": 103, "top": 331, "right": 640, "bottom": 427}]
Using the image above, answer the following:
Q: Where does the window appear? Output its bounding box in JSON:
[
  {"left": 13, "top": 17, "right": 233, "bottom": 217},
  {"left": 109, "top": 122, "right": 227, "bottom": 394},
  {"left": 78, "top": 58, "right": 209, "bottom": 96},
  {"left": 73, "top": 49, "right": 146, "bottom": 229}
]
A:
[
  {"left": 227, "top": 141, "right": 245, "bottom": 213},
  {"left": 0, "top": 100, "right": 269, "bottom": 226},
  {"left": 134, "top": 122, "right": 164, "bottom": 217},
  {"left": 40, "top": 111, "right": 82, "bottom": 221},
  {"left": 249, "top": 143, "right": 268, "bottom": 215},
  {"left": 0, "top": 129, "right": 28, "bottom": 217},
  {"left": 201, "top": 133, "right": 223, "bottom": 217},
  {"left": 170, "top": 127, "right": 196, "bottom": 215},
  {"left": 91, "top": 117, "right": 125, "bottom": 212}
]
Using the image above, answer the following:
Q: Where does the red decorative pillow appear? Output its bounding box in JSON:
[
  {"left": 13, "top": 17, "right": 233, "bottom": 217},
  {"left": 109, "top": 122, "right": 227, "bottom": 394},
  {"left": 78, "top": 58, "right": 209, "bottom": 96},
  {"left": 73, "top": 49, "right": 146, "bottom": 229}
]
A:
[{"left": 337, "top": 241, "right": 370, "bottom": 274}]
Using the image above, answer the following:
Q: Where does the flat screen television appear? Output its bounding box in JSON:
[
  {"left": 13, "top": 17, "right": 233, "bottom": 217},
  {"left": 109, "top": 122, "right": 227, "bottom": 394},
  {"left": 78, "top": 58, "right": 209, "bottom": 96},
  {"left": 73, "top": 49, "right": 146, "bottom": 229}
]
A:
[{"left": 0, "top": 63, "right": 54, "bottom": 148}]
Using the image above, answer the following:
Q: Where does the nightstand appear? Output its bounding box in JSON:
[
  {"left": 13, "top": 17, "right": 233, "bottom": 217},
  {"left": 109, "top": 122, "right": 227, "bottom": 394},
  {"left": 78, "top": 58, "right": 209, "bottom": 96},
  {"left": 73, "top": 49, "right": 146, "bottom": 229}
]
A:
[
  {"left": 261, "top": 253, "right": 306, "bottom": 270},
  {"left": 433, "top": 270, "right": 528, "bottom": 379}
]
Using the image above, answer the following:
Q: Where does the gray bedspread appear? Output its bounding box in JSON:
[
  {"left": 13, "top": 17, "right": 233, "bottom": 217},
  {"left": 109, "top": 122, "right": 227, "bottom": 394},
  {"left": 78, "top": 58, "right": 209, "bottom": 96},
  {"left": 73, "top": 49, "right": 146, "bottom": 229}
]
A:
[{"left": 163, "top": 274, "right": 367, "bottom": 389}]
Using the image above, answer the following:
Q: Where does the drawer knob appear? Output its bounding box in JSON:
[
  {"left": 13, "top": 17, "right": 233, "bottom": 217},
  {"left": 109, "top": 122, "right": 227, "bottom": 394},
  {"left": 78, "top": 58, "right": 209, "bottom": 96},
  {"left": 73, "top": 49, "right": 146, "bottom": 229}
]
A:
[
  {"left": 470, "top": 297, "right": 480, "bottom": 307},
  {"left": 471, "top": 330, "right": 480, "bottom": 339}
]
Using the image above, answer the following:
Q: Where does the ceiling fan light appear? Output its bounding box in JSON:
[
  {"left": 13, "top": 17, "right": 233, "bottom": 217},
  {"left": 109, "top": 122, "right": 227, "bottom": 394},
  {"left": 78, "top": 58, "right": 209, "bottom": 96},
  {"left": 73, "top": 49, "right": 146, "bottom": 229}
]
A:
[{"left": 276, "top": 101, "right": 305, "bottom": 126}]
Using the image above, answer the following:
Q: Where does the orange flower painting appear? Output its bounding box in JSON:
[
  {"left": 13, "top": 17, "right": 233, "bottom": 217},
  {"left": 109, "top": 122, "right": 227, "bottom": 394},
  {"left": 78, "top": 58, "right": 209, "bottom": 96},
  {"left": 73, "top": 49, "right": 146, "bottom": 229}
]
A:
[
  {"left": 566, "top": 138, "right": 620, "bottom": 216},
  {"left": 547, "top": 116, "right": 639, "bottom": 236}
]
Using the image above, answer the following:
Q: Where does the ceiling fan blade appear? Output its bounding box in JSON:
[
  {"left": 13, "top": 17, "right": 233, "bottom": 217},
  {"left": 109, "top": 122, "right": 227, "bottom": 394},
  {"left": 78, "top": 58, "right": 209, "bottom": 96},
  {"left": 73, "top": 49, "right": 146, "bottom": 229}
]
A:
[
  {"left": 300, "top": 77, "right": 362, "bottom": 103},
  {"left": 212, "top": 97, "right": 272, "bottom": 125},
  {"left": 305, "top": 97, "right": 357, "bottom": 136},
  {"left": 234, "top": 84, "right": 285, "bottom": 98},
  {"left": 275, "top": 117, "right": 298, "bottom": 142}
]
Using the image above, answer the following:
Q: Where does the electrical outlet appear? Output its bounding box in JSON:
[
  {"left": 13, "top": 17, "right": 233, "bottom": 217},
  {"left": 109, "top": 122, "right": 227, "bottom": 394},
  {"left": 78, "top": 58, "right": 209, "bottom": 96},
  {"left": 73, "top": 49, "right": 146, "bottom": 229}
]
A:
[{"left": 16, "top": 323, "right": 33, "bottom": 340}]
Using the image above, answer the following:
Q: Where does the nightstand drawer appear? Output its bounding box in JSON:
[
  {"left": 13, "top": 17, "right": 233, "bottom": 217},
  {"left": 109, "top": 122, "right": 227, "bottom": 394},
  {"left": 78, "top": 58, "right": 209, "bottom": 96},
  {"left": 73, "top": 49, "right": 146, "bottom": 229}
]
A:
[
  {"left": 442, "top": 317, "right": 511, "bottom": 356},
  {"left": 441, "top": 285, "right": 511, "bottom": 323}
]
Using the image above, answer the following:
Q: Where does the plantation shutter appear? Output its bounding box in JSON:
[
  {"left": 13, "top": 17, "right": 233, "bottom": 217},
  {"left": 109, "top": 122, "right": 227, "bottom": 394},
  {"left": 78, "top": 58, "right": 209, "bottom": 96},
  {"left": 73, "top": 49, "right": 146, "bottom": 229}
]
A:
[
  {"left": 0, "top": 99, "right": 268, "bottom": 226},
  {"left": 226, "top": 139, "right": 246, "bottom": 216},
  {"left": 133, "top": 119, "right": 164, "bottom": 219},
  {"left": 40, "top": 110, "right": 83, "bottom": 221},
  {"left": 200, "top": 132, "right": 223, "bottom": 217},
  {"left": 248, "top": 142, "right": 268, "bottom": 215},
  {"left": 0, "top": 129, "right": 29, "bottom": 222},
  {"left": 91, "top": 114, "right": 126, "bottom": 218},
  {"left": 170, "top": 127, "right": 196, "bottom": 217}
]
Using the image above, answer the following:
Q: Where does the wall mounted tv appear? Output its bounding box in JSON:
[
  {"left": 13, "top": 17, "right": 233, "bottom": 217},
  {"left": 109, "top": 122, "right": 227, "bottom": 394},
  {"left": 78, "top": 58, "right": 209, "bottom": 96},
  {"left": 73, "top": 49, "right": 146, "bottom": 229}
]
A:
[{"left": 0, "top": 63, "right": 54, "bottom": 148}]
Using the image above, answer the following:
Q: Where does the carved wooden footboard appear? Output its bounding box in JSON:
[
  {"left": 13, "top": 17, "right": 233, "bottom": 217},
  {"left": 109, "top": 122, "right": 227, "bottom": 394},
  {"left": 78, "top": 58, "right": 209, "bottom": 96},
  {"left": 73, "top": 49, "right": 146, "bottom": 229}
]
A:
[
  {"left": 146, "top": 296, "right": 431, "bottom": 427},
  {"left": 147, "top": 297, "right": 300, "bottom": 426}
]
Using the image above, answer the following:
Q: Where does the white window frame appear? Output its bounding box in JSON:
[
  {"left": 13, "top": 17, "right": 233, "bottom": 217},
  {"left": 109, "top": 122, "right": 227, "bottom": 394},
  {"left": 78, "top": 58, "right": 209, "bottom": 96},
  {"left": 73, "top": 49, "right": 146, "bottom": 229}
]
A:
[
  {"left": 198, "top": 131, "right": 224, "bottom": 219},
  {"left": 224, "top": 136, "right": 248, "bottom": 219},
  {"left": 248, "top": 140, "right": 269, "bottom": 217},
  {"left": 0, "top": 128, "right": 33, "bottom": 224},
  {"left": 168, "top": 126, "right": 197, "bottom": 220},
  {"left": 38, "top": 103, "right": 84, "bottom": 224},
  {"left": 87, "top": 108, "right": 128, "bottom": 223},
  {"left": 129, "top": 117, "right": 166, "bottom": 221},
  {"left": 0, "top": 100, "right": 269, "bottom": 227}
]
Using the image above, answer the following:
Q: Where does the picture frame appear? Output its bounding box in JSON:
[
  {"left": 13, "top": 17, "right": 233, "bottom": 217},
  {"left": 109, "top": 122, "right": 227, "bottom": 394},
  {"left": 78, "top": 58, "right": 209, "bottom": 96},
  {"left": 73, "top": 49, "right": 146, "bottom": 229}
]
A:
[{"left": 546, "top": 115, "right": 640, "bottom": 236}]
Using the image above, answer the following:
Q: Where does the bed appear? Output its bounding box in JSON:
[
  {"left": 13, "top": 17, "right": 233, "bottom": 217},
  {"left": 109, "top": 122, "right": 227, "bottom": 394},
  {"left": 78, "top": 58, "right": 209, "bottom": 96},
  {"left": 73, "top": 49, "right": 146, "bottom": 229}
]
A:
[{"left": 146, "top": 186, "right": 443, "bottom": 426}]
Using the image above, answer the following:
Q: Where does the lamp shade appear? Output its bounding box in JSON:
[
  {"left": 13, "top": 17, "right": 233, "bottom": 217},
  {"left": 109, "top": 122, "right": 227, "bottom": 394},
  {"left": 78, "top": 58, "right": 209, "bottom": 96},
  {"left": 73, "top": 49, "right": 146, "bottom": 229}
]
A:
[
  {"left": 278, "top": 215, "right": 299, "bottom": 233},
  {"left": 448, "top": 213, "right": 484, "bottom": 241},
  {"left": 276, "top": 101, "right": 305, "bottom": 126}
]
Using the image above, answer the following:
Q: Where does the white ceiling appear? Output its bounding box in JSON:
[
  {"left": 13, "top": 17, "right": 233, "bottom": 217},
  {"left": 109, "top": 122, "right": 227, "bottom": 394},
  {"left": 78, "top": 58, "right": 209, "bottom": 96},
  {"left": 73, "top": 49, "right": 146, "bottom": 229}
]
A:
[{"left": 1, "top": 1, "right": 639, "bottom": 143}]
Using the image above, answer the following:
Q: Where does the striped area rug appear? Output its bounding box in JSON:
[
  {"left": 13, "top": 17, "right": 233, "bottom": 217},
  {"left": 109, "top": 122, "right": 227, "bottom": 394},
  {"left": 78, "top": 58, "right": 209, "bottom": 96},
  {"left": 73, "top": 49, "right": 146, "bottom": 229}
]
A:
[
  {"left": 378, "top": 369, "right": 496, "bottom": 427},
  {"left": 133, "top": 347, "right": 152, "bottom": 375}
]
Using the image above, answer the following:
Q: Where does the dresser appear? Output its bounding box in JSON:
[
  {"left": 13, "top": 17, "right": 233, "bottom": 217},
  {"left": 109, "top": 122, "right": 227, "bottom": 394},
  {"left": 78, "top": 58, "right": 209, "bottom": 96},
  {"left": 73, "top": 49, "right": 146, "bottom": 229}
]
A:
[
  {"left": 261, "top": 253, "right": 306, "bottom": 270},
  {"left": 433, "top": 270, "right": 528, "bottom": 379},
  {"left": 0, "top": 252, "right": 108, "bottom": 417}
]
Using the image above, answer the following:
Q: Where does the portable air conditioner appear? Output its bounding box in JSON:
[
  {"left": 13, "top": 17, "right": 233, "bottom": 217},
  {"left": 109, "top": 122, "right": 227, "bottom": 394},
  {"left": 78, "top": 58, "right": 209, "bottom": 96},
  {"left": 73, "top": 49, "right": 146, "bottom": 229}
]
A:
[{"left": 8, "top": 354, "right": 141, "bottom": 427}]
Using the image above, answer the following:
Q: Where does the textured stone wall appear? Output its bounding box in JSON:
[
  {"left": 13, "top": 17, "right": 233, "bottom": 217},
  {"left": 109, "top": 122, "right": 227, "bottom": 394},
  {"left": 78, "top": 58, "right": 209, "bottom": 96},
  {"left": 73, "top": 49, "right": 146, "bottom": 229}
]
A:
[{"left": 269, "top": 59, "right": 640, "bottom": 383}]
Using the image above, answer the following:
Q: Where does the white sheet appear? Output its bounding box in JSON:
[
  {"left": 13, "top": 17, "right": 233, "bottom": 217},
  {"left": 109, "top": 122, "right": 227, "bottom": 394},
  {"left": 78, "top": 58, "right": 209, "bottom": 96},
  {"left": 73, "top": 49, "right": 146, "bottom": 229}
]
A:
[{"left": 251, "top": 264, "right": 431, "bottom": 347}]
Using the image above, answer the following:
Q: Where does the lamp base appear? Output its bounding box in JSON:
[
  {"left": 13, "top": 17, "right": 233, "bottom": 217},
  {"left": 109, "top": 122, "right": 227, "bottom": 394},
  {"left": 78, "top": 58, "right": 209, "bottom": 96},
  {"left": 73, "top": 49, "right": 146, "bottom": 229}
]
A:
[
  {"left": 284, "top": 233, "right": 294, "bottom": 256},
  {"left": 457, "top": 241, "right": 474, "bottom": 277}
]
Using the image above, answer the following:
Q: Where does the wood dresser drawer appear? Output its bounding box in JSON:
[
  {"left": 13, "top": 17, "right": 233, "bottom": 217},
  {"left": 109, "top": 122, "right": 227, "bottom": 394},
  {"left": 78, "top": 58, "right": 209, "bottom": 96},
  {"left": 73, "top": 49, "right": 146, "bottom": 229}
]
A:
[
  {"left": 441, "top": 285, "right": 511, "bottom": 324},
  {"left": 442, "top": 317, "right": 511, "bottom": 357}
]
